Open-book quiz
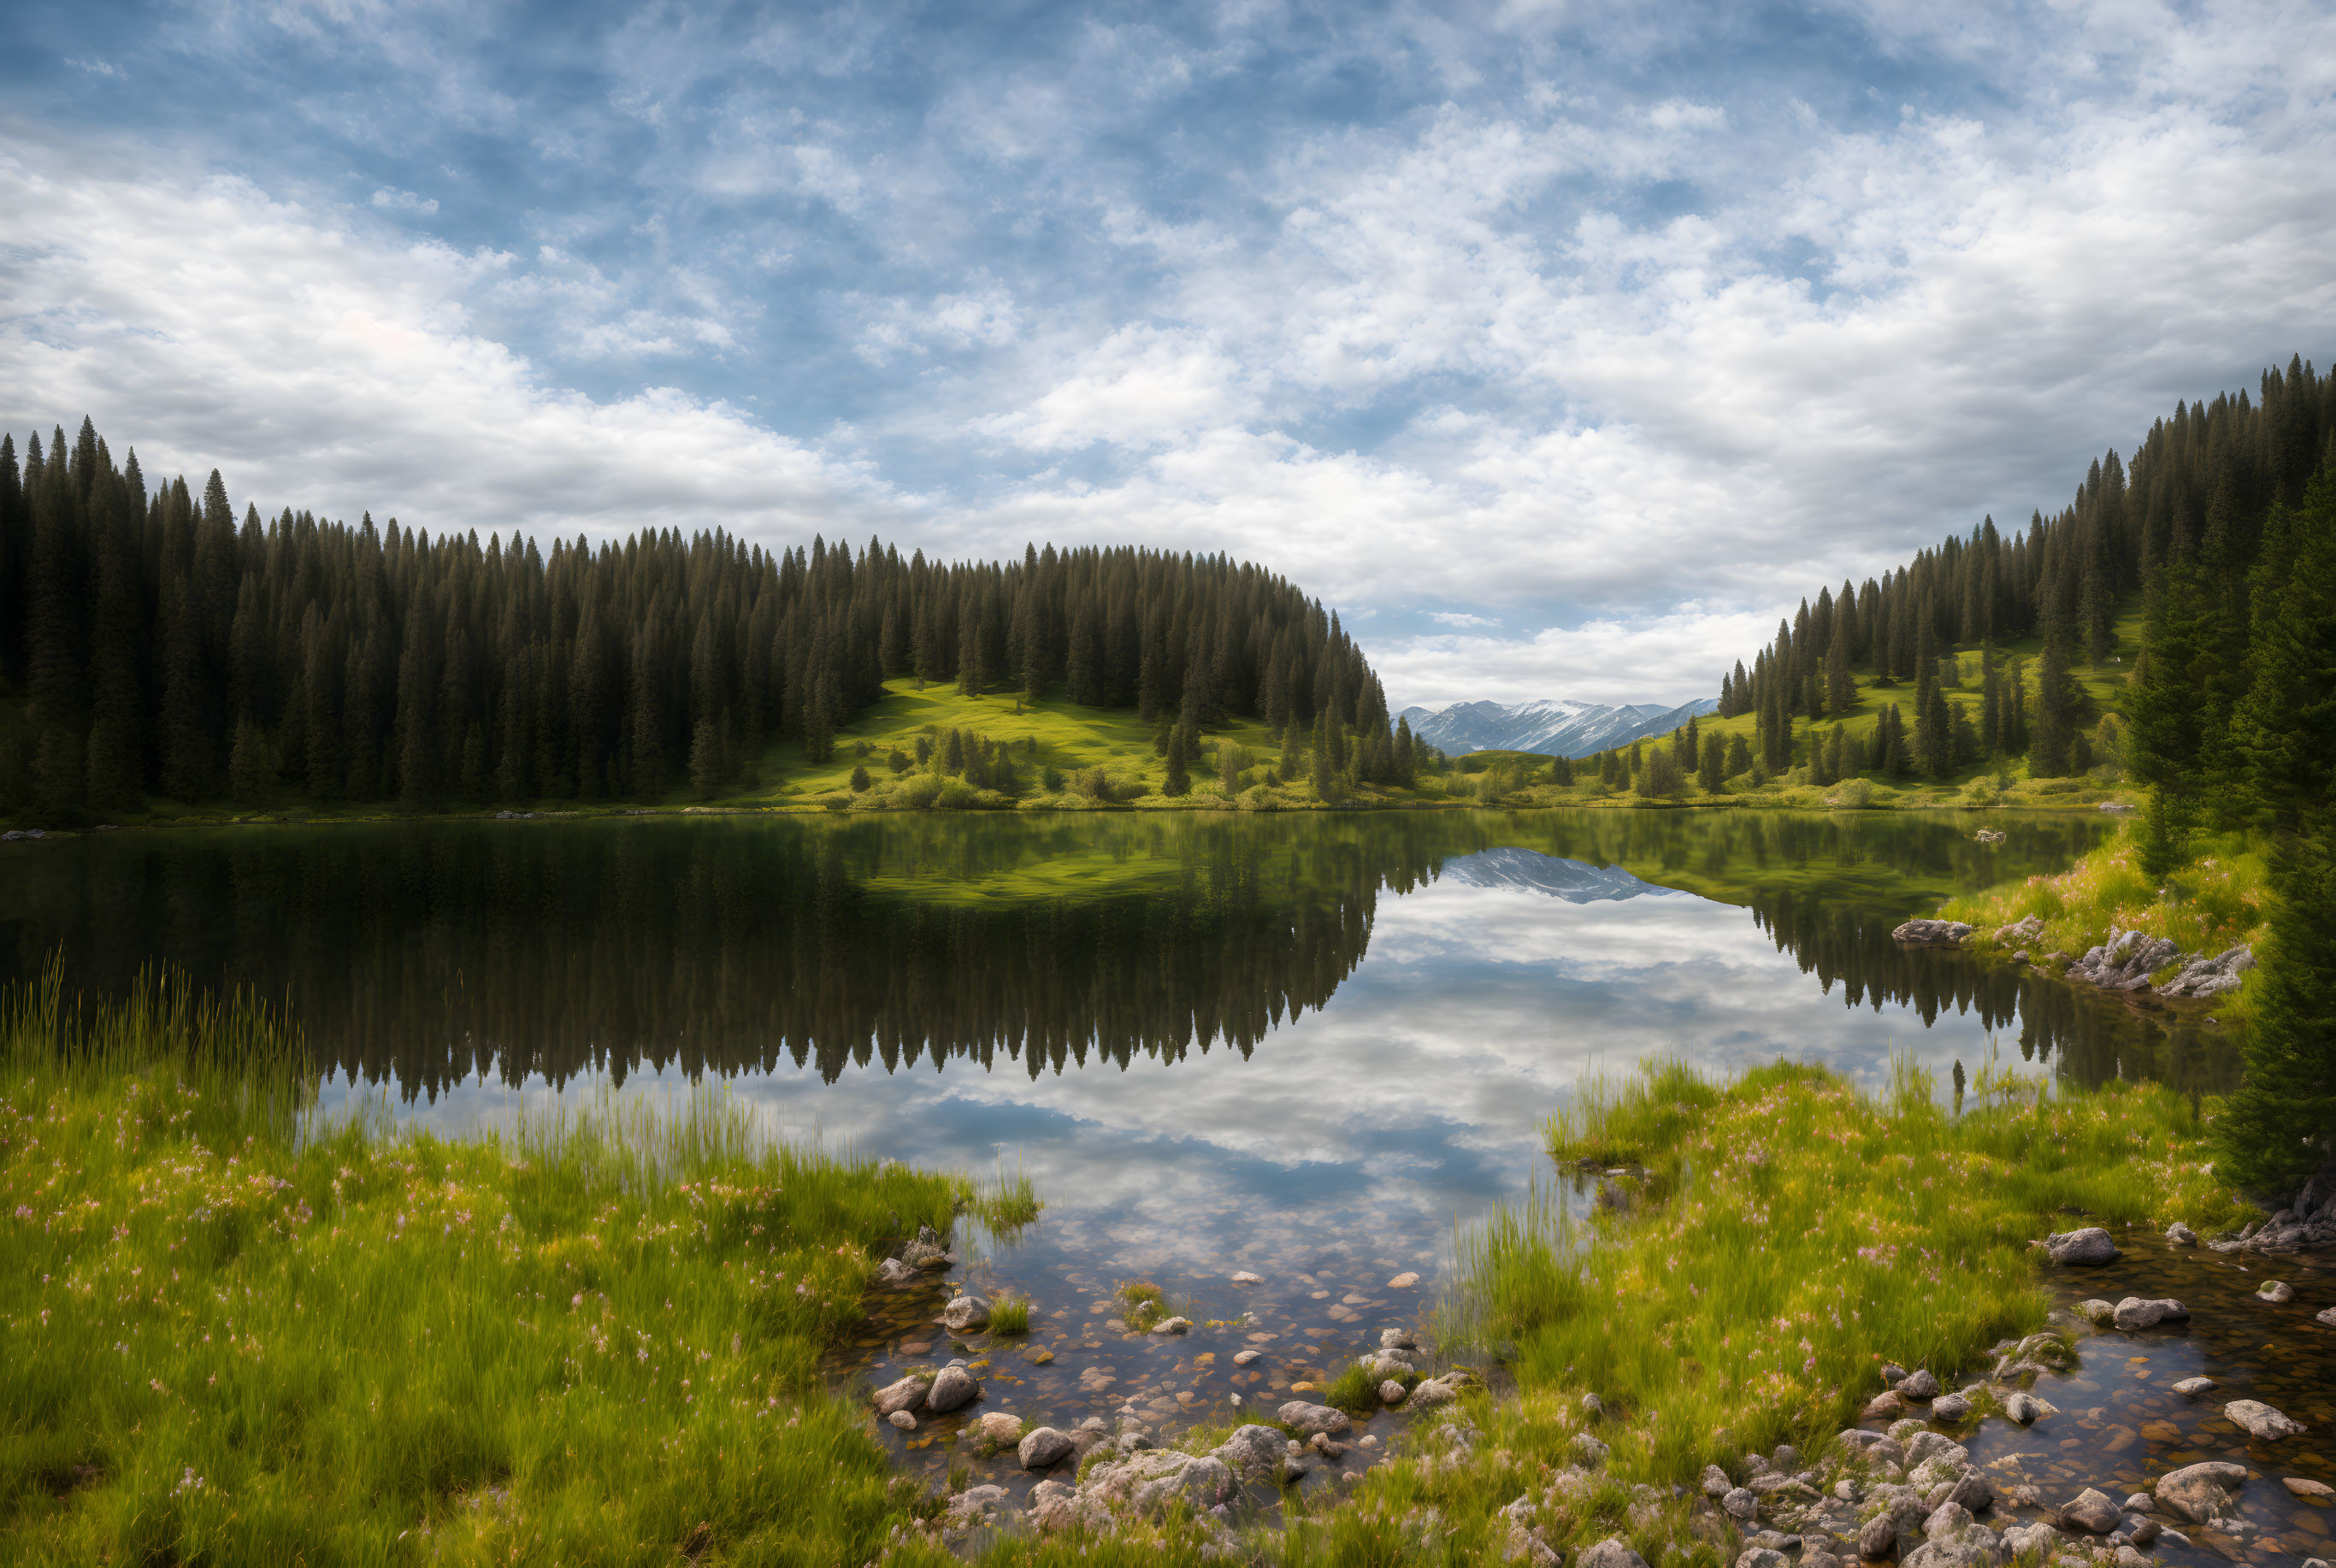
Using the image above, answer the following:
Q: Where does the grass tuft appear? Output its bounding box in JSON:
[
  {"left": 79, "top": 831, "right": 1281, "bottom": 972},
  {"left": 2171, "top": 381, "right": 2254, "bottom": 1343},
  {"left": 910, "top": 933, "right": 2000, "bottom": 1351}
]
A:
[{"left": 988, "top": 1293, "right": 1033, "bottom": 1336}]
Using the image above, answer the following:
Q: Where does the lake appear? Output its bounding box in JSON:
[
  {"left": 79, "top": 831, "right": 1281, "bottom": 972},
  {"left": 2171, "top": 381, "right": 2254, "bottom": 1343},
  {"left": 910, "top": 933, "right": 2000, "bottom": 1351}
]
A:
[{"left": 1, "top": 806, "right": 2263, "bottom": 1503}]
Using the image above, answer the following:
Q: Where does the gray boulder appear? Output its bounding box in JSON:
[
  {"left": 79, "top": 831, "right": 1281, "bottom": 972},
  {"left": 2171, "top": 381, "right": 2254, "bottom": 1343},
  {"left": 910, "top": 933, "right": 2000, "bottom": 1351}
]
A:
[
  {"left": 1723, "top": 1488, "right": 1759, "bottom": 1520},
  {"left": 2068, "top": 928, "right": 2184, "bottom": 992},
  {"left": 1993, "top": 916, "right": 2045, "bottom": 944},
  {"left": 925, "top": 1364, "right": 981, "bottom": 1412},
  {"left": 2001, "top": 1391, "right": 2053, "bottom": 1424},
  {"left": 1018, "top": 1426, "right": 1076, "bottom": 1469},
  {"left": 2155, "top": 945, "right": 2254, "bottom": 999},
  {"left": 1855, "top": 1513, "right": 1897, "bottom": 1559},
  {"left": 1082, "top": 1450, "right": 1235, "bottom": 1515},
  {"left": 1902, "top": 1433, "right": 1967, "bottom": 1468},
  {"left": 939, "top": 1294, "right": 989, "bottom": 1332},
  {"left": 1577, "top": 1540, "right": 1650, "bottom": 1568},
  {"left": 901, "top": 1238, "right": 949, "bottom": 1270},
  {"left": 1897, "top": 1370, "right": 1939, "bottom": 1400},
  {"left": 2059, "top": 1488, "right": 2121, "bottom": 1534},
  {"left": 2170, "top": 1376, "right": 2214, "bottom": 1396},
  {"left": 2256, "top": 1280, "right": 2295, "bottom": 1303},
  {"left": 2110, "top": 1296, "right": 2187, "bottom": 1329},
  {"left": 1276, "top": 1400, "right": 1352, "bottom": 1437},
  {"left": 1211, "top": 1424, "right": 1286, "bottom": 1476},
  {"left": 1929, "top": 1393, "right": 1971, "bottom": 1423},
  {"left": 2164, "top": 1221, "right": 2199, "bottom": 1246},
  {"left": 1379, "top": 1379, "right": 1409, "bottom": 1406},
  {"left": 1892, "top": 920, "right": 1973, "bottom": 947},
  {"left": 1737, "top": 1551, "right": 1789, "bottom": 1568},
  {"left": 2042, "top": 1228, "right": 2120, "bottom": 1265},
  {"left": 2223, "top": 1399, "right": 2305, "bottom": 1438},
  {"left": 873, "top": 1375, "right": 928, "bottom": 1416},
  {"left": 1703, "top": 1465, "right": 1734, "bottom": 1497},
  {"left": 2155, "top": 1462, "right": 2247, "bottom": 1523}
]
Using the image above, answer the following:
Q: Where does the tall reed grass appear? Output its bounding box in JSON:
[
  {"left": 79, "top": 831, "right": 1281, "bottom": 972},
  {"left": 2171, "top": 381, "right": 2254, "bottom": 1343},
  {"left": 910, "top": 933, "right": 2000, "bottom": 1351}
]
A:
[{"left": 0, "top": 965, "right": 973, "bottom": 1564}]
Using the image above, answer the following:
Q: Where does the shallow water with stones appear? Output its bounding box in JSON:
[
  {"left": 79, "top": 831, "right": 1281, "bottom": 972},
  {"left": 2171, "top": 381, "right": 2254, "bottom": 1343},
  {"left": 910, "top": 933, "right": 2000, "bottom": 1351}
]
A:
[{"left": 1, "top": 806, "right": 2275, "bottom": 1518}]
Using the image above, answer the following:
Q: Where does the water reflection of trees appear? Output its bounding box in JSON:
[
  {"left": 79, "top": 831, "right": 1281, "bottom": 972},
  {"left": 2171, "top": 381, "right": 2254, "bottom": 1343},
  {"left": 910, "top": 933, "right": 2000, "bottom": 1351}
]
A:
[{"left": 1, "top": 809, "right": 2235, "bottom": 1099}]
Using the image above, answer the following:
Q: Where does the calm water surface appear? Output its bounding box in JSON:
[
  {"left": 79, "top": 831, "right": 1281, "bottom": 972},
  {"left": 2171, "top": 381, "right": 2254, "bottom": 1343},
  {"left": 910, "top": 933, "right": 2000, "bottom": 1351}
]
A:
[{"left": 10, "top": 807, "right": 2301, "bottom": 1518}]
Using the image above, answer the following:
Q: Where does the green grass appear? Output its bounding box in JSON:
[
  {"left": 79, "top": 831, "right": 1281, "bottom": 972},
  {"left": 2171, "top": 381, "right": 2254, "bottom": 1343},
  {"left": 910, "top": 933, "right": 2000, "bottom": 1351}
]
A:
[
  {"left": 1938, "top": 822, "right": 2268, "bottom": 981},
  {"left": 0, "top": 968, "right": 979, "bottom": 1565},
  {"left": 987, "top": 1294, "right": 1033, "bottom": 1337},
  {"left": 1118, "top": 1281, "right": 1165, "bottom": 1333}
]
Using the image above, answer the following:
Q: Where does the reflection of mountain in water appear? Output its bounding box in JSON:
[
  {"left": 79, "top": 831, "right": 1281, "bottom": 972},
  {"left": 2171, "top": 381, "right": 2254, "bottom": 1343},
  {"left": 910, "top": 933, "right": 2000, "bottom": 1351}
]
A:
[
  {"left": 0, "top": 809, "right": 2236, "bottom": 1098},
  {"left": 1436, "top": 847, "right": 1678, "bottom": 903}
]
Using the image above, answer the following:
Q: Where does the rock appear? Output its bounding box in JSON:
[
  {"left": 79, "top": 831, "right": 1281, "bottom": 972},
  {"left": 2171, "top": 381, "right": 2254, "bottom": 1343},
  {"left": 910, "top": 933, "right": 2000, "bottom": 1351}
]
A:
[
  {"left": 2068, "top": 928, "right": 2186, "bottom": 992},
  {"left": 1150, "top": 1316, "right": 1191, "bottom": 1335},
  {"left": 1897, "top": 1370, "right": 1940, "bottom": 1400},
  {"left": 2319, "top": 1306, "right": 2336, "bottom": 1327},
  {"left": 2060, "top": 1488, "right": 2122, "bottom": 1535},
  {"left": 1578, "top": 1539, "right": 1651, "bottom": 1568},
  {"left": 873, "top": 1376, "right": 929, "bottom": 1416},
  {"left": 925, "top": 1365, "right": 980, "bottom": 1413},
  {"left": 1388, "top": 1271, "right": 1420, "bottom": 1288},
  {"left": 2076, "top": 1299, "right": 2115, "bottom": 1325},
  {"left": 1409, "top": 1375, "right": 1466, "bottom": 1407},
  {"left": 1929, "top": 1394, "right": 1971, "bottom": 1423},
  {"left": 2169, "top": 1376, "right": 2213, "bottom": 1396},
  {"left": 1572, "top": 1432, "right": 1611, "bottom": 1466},
  {"left": 888, "top": 1409, "right": 917, "bottom": 1429},
  {"left": 2128, "top": 1518, "right": 2160, "bottom": 1547},
  {"left": 1212, "top": 1424, "right": 1284, "bottom": 1475},
  {"left": 2002, "top": 1391, "right": 2054, "bottom": 1424},
  {"left": 1738, "top": 1550, "right": 1789, "bottom": 1568},
  {"left": 1276, "top": 1400, "right": 1351, "bottom": 1437},
  {"left": 2110, "top": 1297, "right": 2188, "bottom": 1329},
  {"left": 939, "top": 1294, "right": 989, "bottom": 1332},
  {"left": 1892, "top": 920, "right": 1973, "bottom": 947},
  {"left": 1902, "top": 1434, "right": 1967, "bottom": 1468},
  {"left": 876, "top": 1257, "right": 917, "bottom": 1285},
  {"left": 1856, "top": 1513, "right": 1898, "bottom": 1559},
  {"left": 1080, "top": 1450, "right": 1235, "bottom": 1515},
  {"left": 2285, "top": 1478, "right": 2336, "bottom": 1499},
  {"left": 943, "top": 1483, "right": 1011, "bottom": 1528},
  {"left": 1379, "top": 1380, "right": 1408, "bottom": 1406},
  {"left": 901, "top": 1239, "right": 949, "bottom": 1270},
  {"left": 1582, "top": 1391, "right": 1606, "bottom": 1418},
  {"left": 2164, "top": 1221, "right": 2199, "bottom": 1246},
  {"left": 1233, "top": 1348, "right": 1261, "bottom": 1365},
  {"left": 976, "top": 1412, "right": 1025, "bottom": 1445},
  {"left": 1018, "top": 1426, "right": 1076, "bottom": 1469},
  {"left": 1023, "top": 1346, "right": 1054, "bottom": 1365},
  {"left": 2154, "top": 945, "right": 2254, "bottom": 999},
  {"left": 1381, "top": 1328, "right": 1419, "bottom": 1350},
  {"left": 2155, "top": 1462, "right": 2248, "bottom": 1522},
  {"left": 1703, "top": 1465, "right": 1734, "bottom": 1497},
  {"left": 1947, "top": 1472, "right": 1994, "bottom": 1513},
  {"left": 1724, "top": 1488, "right": 1759, "bottom": 1521},
  {"left": 1993, "top": 915, "right": 2044, "bottom": 942},
  {"left": 1230, "top": 1270, "right": 1263, "bottom": 1284},
  {"left": 2000, "top": 1523, "right": 2062, "bottom": 1560},
  {"left": 2043, "top": 1228, "right": 2121, "bottom": 1265},
  {"left": 2222, "top": 1399, "right": 2305, "bottom": 1439},
  {"left": 2256, "top": 1280, "right": 2295, "bottom": 1304},
  {"left": 1863, "top": 1391, "right": 1905, "bottom": 1420}
]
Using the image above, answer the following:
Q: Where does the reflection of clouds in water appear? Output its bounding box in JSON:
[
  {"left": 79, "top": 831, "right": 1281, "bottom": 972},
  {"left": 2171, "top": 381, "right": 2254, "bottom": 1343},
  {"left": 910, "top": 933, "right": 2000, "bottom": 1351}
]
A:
[{"left": 324, "top": 877, "right": 2015, "bottom": 1278}]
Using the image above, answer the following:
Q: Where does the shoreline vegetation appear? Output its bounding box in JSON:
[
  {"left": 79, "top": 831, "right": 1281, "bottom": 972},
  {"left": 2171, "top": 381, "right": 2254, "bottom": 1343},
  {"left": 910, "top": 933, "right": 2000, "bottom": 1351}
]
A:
[
  {"left": 0, "top": 967, "right": 1037, "bottom": 1564},
  {"left": 3, "top": 964, "right": 2271, "bottom": 1565}
]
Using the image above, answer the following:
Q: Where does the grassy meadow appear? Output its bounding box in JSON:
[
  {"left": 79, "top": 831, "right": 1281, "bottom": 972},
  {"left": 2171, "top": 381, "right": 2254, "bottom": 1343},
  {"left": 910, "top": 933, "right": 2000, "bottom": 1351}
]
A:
[{"left": 0, "top": 968, "right": 1021, "bottom": 1565}]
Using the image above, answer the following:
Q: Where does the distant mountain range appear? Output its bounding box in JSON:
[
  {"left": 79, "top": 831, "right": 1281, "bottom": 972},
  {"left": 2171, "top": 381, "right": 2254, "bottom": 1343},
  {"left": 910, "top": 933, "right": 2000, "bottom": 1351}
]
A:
[
  {"left": 1436, "top": 847, "right": 1678, "bottom": 904},
  {"left": 1396, "top": 696, "right": 1721, "bottom": 758}
]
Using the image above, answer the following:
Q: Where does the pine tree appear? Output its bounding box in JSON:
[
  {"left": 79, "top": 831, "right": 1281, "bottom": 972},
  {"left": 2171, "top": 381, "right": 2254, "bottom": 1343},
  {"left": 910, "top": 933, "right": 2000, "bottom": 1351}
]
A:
[{"left": 1700, "top": 734, "right": 1726, "bottom": 793}]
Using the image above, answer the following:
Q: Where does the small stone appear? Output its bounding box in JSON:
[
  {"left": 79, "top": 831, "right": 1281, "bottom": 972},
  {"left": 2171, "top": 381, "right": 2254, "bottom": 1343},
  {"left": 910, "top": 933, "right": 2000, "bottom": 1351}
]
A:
[
  {"left": 2165, "top": 1221, "right": 2199, "bottom": 1247},
  {"left": 975, "top": 1412, "right": 1024, "bottom": 1445},
  {"left": 1023, "top": 1346, "right": 1054, "bottom": 1365},
  {"left": 1018, "top": 1426, "right": 1077, "bottom": 1469},
  {"left": 2170, "top": 1376, "right": 2213, "bottom": 1396},
  {"left": 2286, "top": 1478, "right": 2336, "bottom": 1499},
  {"left": 2223, "top": 1399, "right": 2306, "bottom": 1439},
  {"left": 939, "top": 1294, "right": 990, "bottom": 1332},
  {"left": 1150, "top": 1316, "right": 1191, "bottom": 1335},
  {"left": 1381, "top": 1328, "right": 1419, "bottom": 1349},
  {"left": 1737, "top": 1550, "right": 1789, "bottom": 1568},
  {"left": 1702, "top": 1465, "right": 1733, "bottom": 1497},
  {"left": 1929, "top": 1393, "right": 1971, "bottom": 1423},
  {"left": 1856, "top": 1514, "right": 1897, "bottom": 1559},
  {"left": 1724, "top": 1488, "right": 1759, "bottom": 1520},
  {"left": 2043, "top": 1228, "right": 2121, "bottom": 1266},
  {"left": 2003, "top": 1391, "right": 2053, "bottom": 1424},
  {"left": 1892, "top": 919, "right": 1973, "bottom": 946},
  {"left": 2121, "top": 1494, "right": 2151, "bottom": 1513},
  {"left": 1578, "top": 1539, "right": 1651, "bottom": 1568},
  {"left": 2061, "top": 1488, "right": 2122, "bottom": 1535},
  {"left": 1233, "top": 1348, "right": 1260, "bottom": 1365},
  {"left": 873, "top": 1375, "right": 928, "bottom": 1416},
  {"left": 1376, "top": 1378, "right": 1407, "bottom": 1405},
  {"left": 1862, "top": 1391, "right": 1904, "bottom": 1420},
  {"left": 2319, "top": 1306, "right": 2336, "bottom": 1327},
  {"left": 1897, "top": 1370, "right": 1940, "bottom": 1400},
  {"left": 2256, "top": 1280, "right": 2295, "bottom": 1304},
  {"left": 1388, "top": 1272, "right": 1419, "bottom": 1288},
  {"left": 1583, "top": 1391, "right": 1606, "bottom": 1418},
  {"left": 2076, "top": 1299, "right": 2115, "bottom": 1325},
  {"left": 888, "top": 1410, "right": 917, "bottom": 1430},
  {"left": 1276, "top": 1401, "right": 1351, "bottom": 1437}
]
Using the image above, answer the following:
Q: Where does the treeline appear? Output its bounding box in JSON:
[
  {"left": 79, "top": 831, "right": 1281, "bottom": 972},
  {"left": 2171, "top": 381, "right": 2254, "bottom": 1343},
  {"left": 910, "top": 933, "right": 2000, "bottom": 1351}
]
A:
[
  {"left": 1721, "top": 356, "right": 2336, "bottom": 779},
  {"left": 0, "top": 419, "right": 1388, "bottom": 818}
]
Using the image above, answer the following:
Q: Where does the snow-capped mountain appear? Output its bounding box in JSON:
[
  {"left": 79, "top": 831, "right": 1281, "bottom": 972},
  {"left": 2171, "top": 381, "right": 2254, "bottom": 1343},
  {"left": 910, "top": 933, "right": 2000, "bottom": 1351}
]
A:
[
  {"left": 1435, "top": 847, "right": 1678, "bottom": 903},
  {"left": 1395, "top": 696, "right": 1721, "bottom": 758}
]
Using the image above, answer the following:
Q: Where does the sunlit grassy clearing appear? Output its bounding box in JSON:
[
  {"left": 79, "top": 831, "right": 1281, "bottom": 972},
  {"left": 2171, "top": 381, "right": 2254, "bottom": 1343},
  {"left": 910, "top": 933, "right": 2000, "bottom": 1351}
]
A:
[{"left": 0, "top": 970, "right": 970, "bottom": 1565}]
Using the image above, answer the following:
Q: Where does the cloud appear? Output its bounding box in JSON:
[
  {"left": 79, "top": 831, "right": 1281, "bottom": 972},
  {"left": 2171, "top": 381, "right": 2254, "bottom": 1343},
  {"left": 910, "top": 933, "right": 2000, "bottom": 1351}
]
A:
[
  {"left": 1428, "top": 610, "right": 1501, "bottom": 628},
  {"left": 369, "top": 186, "right": 439, "bottom": 215},
  {"left": 1373, "top": 605, "right": 1780, "bottom": 710},
  {"left": 0, "top": 156, "right": 898, "bottom": 544}
]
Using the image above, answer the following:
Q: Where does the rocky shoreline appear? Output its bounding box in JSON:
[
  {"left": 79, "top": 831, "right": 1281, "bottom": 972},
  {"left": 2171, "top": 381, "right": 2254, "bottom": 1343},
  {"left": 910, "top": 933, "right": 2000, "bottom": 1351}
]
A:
[{"left": 1889, "top": 917, "right": 2255, "bottom": 1005}]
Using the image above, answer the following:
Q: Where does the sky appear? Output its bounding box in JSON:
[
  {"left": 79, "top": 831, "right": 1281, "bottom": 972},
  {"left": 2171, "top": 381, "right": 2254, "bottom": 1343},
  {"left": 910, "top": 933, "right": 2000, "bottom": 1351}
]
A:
[{"left": 3, "top": 2, "right": 2333, "bottom": 710}]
